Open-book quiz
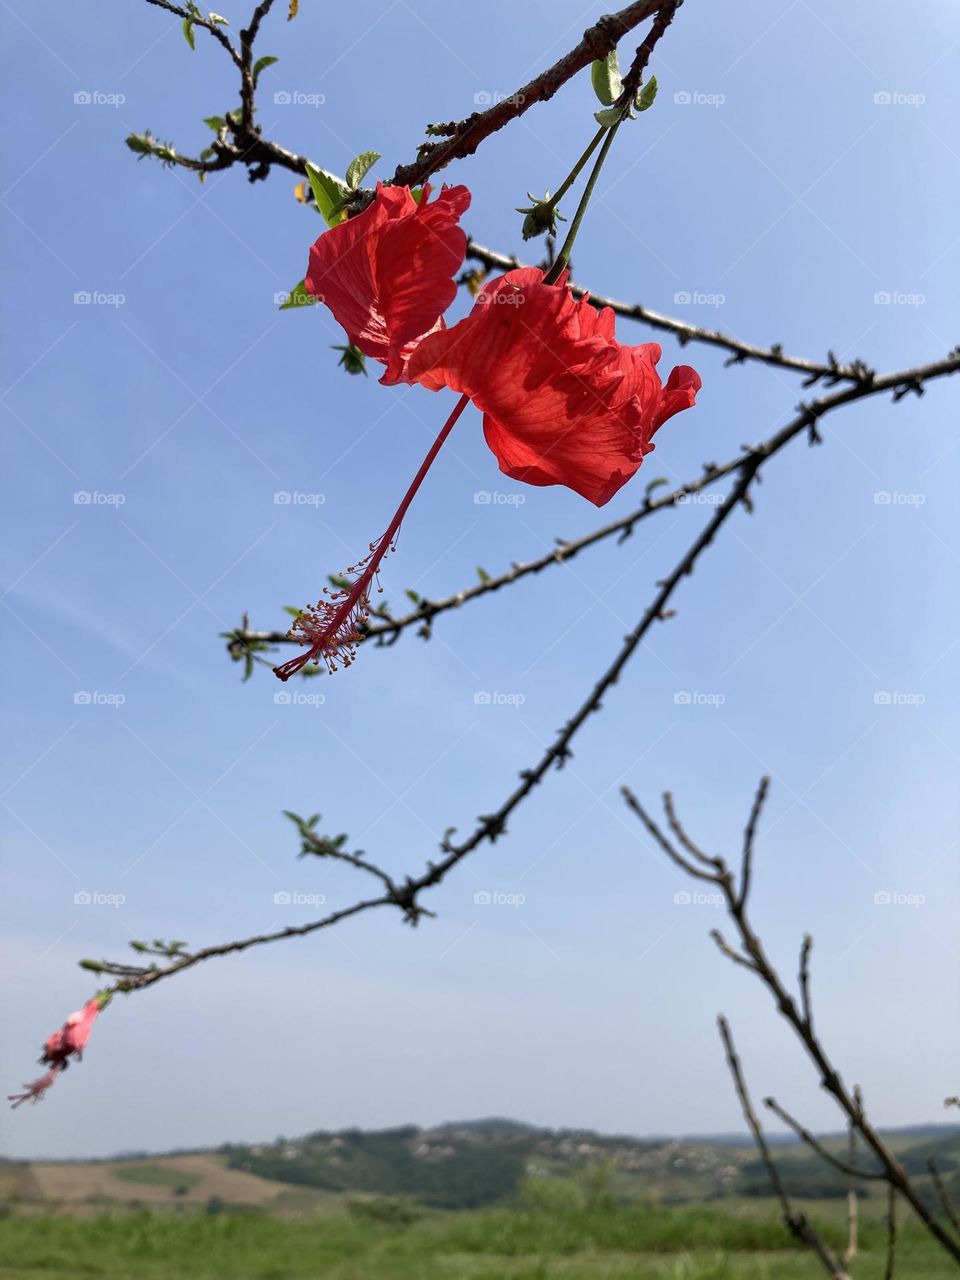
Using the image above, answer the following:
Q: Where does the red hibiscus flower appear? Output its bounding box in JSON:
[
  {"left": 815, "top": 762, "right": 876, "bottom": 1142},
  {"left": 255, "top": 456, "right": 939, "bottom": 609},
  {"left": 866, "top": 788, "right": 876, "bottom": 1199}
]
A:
[
  {"left": 306, "top": 181, "right": 471, "bottom": 385},
  {"left": 407, "top": 267, "right": 701, "bottom": 506},
  {"left": 9, "top": 996, "right": 104, "bottom": 1107}
]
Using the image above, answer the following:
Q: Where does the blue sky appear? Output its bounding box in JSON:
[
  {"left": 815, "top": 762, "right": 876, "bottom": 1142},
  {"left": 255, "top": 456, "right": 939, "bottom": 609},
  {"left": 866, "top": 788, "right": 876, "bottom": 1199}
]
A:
[{"left": 1, "top": 0, "right": 958, "bottom": 1159}]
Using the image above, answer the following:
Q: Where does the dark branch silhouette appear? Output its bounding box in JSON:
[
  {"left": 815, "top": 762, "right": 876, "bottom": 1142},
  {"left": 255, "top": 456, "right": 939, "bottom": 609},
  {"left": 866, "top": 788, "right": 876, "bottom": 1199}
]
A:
[
  {"left": 621, "top": 780, "right": 960, "bottom": 1268},
  {"left": 465, "top": 242, "right": 877, "bottom": 386}
]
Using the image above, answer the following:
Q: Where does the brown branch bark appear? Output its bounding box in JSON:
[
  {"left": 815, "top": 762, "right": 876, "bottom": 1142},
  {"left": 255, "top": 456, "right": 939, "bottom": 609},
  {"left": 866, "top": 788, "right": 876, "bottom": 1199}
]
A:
[{"left": 388, "top": 2, "right": 668, "bottom": 189}]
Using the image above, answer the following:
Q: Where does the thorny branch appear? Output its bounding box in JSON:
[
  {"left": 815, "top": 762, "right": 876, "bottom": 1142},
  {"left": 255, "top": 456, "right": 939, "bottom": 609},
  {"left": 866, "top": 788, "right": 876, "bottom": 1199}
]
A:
[
  {"left": 620, "top": 780, "right": 960, "bottom": 1268},
  {"left": 465, "top": 243, "right": 877, "bottom": 386},
  {"left": 134, "top": 0, "right": 885, "bottom": 410},
  {"left": 131, "top": 0, "right": 668, "bottom": 186},
  {"left": 87, "top": 356, "right": 958, "bottom": 1029},
  {"left": 226, "top": 351, "right": 960, "bottom": 671},
  {"left": 133, "top": 0, "right": 881, "bottom": 392}
]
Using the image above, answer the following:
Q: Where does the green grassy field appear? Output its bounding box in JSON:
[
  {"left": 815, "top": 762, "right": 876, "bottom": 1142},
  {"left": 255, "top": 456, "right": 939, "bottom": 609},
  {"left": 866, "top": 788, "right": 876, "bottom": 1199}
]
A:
[{"left": 0, "top": 1202, "right": 953, "bottom": 1280}]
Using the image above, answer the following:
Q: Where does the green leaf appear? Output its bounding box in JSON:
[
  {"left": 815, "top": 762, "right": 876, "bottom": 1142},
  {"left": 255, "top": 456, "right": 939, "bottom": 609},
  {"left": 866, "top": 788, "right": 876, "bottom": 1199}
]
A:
[
  {"left": 331, "top": 342, "right": 368, "bottom": 376},
  {"left": 591, "top": 48, "right": 622, "bottom": 106},
  {"left": 593, "top": 106, "right": 622, "bottom": 128},
  {"left": 405, "top": 589, "right": 421, "bottom": 604},
  {"left": 476, "top": 567, "right": 491, "bottom": 584},
  {"left": 283, "top": 605, "right": 304, "bottom": 618},
  {"left": 79, "top": 958, "right": 105, "bottom": 973},
  {"left": 203, "top": 114, "right": 226, "bottom": 131},
  {"left": 345, "top": 150, "right": 381, "bottom": 189},
  {"left": 182, "top": 18, "right": 196, "bottom": 49},
  {"left": 252, "top": 55, "right": 278, "bottom": 85},
  {"left": 305, "top": 162, "right": 351, "bottom": 227},
  {"left": 279, "top": 279, "right": 318, "bottom": 310},
  {"left": 636, "top": 75, "right": 658, "bottom": 112},
  {"left": 328, "top": 574, "right": 352, "bottom": 590}
]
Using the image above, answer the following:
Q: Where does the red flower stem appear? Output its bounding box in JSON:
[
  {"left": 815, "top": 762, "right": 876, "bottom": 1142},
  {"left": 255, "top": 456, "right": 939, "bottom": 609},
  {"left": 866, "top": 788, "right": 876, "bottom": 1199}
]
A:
[{"left": 273, "top": 392, "right": 471, "bottom": 681}]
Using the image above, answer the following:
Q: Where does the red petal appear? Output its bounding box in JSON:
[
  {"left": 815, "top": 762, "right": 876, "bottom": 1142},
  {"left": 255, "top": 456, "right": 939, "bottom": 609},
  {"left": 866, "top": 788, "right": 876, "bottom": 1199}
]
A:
[
  {"left": 304, "top": 183, "right": 471, "bottom": 383},
  {"left": 653, "top": 365, "right": 702, "bottom": 433},
  {"left": 409, "top": 275, "right": 646, "bottom": 506}
]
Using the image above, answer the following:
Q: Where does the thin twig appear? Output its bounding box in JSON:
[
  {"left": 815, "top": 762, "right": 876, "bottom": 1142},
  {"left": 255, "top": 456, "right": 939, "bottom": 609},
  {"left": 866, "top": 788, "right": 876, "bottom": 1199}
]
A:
[
  {"left": 663, "top": 791, "right": 723, "bottom": 870},
  {"left": 845, "top": 1095, "right": 859, "bottom": 1269},
  {"left": 622, "top": 788, "right": 725, "bottom": 885},
  {"left": 799, "top": 934, "right": 814, "bottom": 1029},
  {"left": 928, "top": 1158, "right": 960, "bottom": 1235},
  {"left": 230, "top": 350, "right": 960, "bottom": 666},
  {"left": 762, "top": 1095, "right": 885, "bottom": 1181},
  {"left": 884, "top": 1183, "right": 898, "bottom": 1280},
  {"left": 738, "top": 774, "right": 770, "bottom": 909},
  {"left": 718, "top": 1016, "right": 849, "bottom": 1279},
  {"left": 466, "top": 242, "right": 877, "bottom": 386}
]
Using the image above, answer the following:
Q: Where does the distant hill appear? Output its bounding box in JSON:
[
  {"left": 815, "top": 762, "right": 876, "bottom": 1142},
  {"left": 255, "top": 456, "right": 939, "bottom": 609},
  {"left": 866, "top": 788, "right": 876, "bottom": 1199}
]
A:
[{"left": 6, "top": 1120, "right": 958, "bottom": 1215}]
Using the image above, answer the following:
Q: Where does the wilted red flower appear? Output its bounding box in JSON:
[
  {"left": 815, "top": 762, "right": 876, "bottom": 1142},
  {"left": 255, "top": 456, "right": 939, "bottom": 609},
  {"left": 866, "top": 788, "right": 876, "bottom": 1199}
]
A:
[
  {"left": 9, "top": 996, "right": 103, "bottom": 1107},
  {"left": 407, "top": 267, "right": 701, "bottom": 506},
  {"left": 306, "top": 181, "right": 471, "bottom": 385}
]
